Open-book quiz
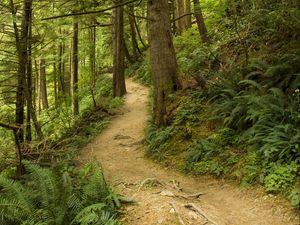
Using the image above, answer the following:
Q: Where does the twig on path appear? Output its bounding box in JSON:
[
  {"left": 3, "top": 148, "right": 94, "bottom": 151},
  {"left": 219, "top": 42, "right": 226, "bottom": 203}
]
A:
[
  {"left": 170, "top": 202, "right": 186, "bottom": 225},
  {"left": 184, "top": 203, "right": 218, "bottom": 225},
  {"left": 138, "top": 178, "right": 162, "bottom": 191},
  {"left": 158, "top": 190, "right": 204, "bottom": 200}
]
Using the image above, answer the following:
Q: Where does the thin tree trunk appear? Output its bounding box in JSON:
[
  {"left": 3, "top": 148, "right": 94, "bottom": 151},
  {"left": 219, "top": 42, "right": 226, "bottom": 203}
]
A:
[
  {"left": 177, "top": 0, "right": 185, "bottom": 34},
  {"left": 148, "top": 0, "right": 181, "bottom": 126},
  {"left": 71, "top": 16, "right": 79, "bottom": 116},
  {"left": 128, "top": 4, "right": 141, "bottom": 59},
  {"left": 124, "top": 40, "right": 134, "bottom": 63},
  {"left": 193, "top": 0, "right": 210, "bottom": 43},
  {"left": 89, "top": 16, "right": 97, "bottom": 107},
  {"left": 39, "top": 58, "right": 49, "bottom": 109},
  {"left": 26, "top": 8, "right": 32, "bottom": 142},
  {"left": 34, "top": 60, "right": 41, "bottom": 113},
  {"left": 53, "top": 49, "right": 58, "bottom": 107},
  {"left": 58, "top": 29, "right": 66, "bottom": 100},
  {"left": 112, "top": 0, "right": 126, "bottom": 97},
  {"left": 133, "top": 12, "right": 146, "bottom": 48}
]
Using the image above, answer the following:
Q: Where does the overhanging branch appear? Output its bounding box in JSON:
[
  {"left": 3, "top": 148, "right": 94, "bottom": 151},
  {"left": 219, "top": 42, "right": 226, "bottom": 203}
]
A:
[
  {"left": 42, "top": 0, "right": 140, "bottom": 21},
  {"left": 0, "top": 121, "right": 20, "bottom": 131}
]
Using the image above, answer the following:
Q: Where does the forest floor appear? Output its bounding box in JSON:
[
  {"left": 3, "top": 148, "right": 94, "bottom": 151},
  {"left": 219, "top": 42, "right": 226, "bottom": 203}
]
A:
[{"left": 80, "top": 78, "right": 300, "bottom": 225}]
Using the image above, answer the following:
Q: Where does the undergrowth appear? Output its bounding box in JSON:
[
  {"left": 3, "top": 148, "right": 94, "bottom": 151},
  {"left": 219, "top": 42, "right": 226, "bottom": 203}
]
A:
[
  {"left": 0, "top": 162, "right": 121, "bottom": 225},
  {"left": 143, "top": 0, "right": 300, "bottom": 208}
]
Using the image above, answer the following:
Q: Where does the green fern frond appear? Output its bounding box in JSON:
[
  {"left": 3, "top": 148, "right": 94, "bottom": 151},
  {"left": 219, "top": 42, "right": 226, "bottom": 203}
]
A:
[
  {"left": 0, "top": 176, "right": 33, "bottom": 215},
  {"left": 71, "top": 203, "right": 106, "bottom": 225},
  {"left": 238, "top": 79, "right": 262, "bottom": 91}
]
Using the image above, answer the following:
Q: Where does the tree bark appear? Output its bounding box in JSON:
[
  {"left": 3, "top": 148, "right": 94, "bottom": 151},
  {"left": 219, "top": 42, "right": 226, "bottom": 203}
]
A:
[
  {"left": 26, "top": 6, "right": 32, "bottom": 142},
  {"left": 193, "top": 0, "right": 210, "bottom": 43},
  {"left": 185, "top": 0, "right": 192, "bottom": 28},
  {"left": 71, "top": 15, "right": 79, "bottom": 116},
  {"left": 148, "top": 0, "right": 181, "bottom": 126},
  {"left": 128, "top": 4, "right": 141, "bottom": 59},
  {"left": 39, "top": 58, "right": 49, "bottom": 109},
  {"left": 177, "top": 0, "right": 185, "bottom": 34},
  {"left": 112, "top": 0, "right": 126, "bottom": 97},
  {"left": 89, "top": 16, "right": 97, "bottom": 107}
]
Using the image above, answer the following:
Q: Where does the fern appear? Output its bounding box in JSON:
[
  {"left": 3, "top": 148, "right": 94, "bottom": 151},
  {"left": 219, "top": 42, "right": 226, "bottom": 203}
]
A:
[{"left": 0, "top": 162, "right": 120, "bottom": 225}]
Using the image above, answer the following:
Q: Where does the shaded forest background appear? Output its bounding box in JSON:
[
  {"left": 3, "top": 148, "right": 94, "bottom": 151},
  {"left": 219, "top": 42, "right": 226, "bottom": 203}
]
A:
[{"left": 0, "top": 0, "right": 299, "bottom": 223}]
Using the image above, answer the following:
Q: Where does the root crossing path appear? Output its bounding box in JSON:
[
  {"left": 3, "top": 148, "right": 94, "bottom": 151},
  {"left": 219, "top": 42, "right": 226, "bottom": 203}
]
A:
[{"left": 81, "top": 79, "right": 299, "bottom": 225}]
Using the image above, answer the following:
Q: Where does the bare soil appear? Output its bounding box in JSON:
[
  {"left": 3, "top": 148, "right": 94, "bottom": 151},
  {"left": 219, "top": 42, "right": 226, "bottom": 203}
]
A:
[{"left": 80, "top": 78, "right": 300, "bottom": 225}]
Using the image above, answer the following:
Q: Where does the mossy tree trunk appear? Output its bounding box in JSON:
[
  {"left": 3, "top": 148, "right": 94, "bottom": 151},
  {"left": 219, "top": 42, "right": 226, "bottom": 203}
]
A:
[
  {"left": 193, "top": 0, "right": 210, "bottom": 43},
  {"left": 112, "top": 0, "right": 126, "bottom": 97}
]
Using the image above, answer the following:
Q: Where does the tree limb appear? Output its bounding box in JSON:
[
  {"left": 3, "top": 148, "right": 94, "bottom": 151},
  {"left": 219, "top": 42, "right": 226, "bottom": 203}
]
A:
[
  {"left": 0, "top": 121, "right": 20, "bottom": 131},
  {"left": 42, "top": 0, "right": 139, "bottom": 21},
  {"left": 172, "top": 13, "right": 195, "bottom": 22}
]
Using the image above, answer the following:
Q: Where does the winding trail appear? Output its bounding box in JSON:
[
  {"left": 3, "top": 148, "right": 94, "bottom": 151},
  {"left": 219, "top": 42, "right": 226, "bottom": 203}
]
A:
[{"left": 80, "top": 78, "right": 299, "bottom": 225}]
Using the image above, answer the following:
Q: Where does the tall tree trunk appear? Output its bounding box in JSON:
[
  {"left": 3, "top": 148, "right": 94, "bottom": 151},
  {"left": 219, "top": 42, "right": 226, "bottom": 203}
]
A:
[
  {"left": 35, "top": 60, "right": 41, "bottom": 113},
  {"left": 185, "top": 0, "right": 192, "bottom": 28},
  {"left": 53, "top": 49, "right": 58, "bottom": 107},
  {"left": 193, "top": 0, "right": 210, "bottom": 43},
  {"left": 39, "top": 58, "right": 49, "bottom": 109},
  {"left": 112, "top": 0, "right": 126, "bottom": 97},
  {"left": 10, "top": 0, "right": 28, "bottom": 176},
  {"left": 170, "top": 0, "right": 177, "bottom": 34},
  {"left": 124, "top": 41, "right": 134, "bottom": 63},
  {"left": 26, "top": 8, "right": 32, "bottom": 142},
  {"left": 128, "top": 4, "right": 141, "bottom": 59},
  {"left": 177, "top": 0, "right": 185, "bottom": 34},
  {"left": 89, "top": 16, "right": 97, "bottom": 107},
  {"left": 148, "top": 0, "right": 181, "bottom": 126},
  {"left": 71, "top": 16, "right": 79, "bottom": 116},
  {"left": 58, "top": 29, "right": 66, "bottom": 102}
]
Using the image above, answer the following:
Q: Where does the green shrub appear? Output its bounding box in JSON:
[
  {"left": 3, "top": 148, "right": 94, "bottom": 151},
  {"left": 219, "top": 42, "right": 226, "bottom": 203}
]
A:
[{"left": 264, "top": 163, "right": 299, "bottom": 193}]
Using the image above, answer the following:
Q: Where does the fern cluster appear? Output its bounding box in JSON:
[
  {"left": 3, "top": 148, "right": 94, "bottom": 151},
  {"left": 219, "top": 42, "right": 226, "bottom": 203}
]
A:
[{"left": 0, "top": 162, "right": 121, "bottom": 225}]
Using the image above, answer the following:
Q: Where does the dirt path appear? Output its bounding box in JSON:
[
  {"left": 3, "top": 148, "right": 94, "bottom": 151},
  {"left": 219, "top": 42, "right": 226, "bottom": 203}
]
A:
[{"left": 81, "top": 78, "right": 299, "bottom": 225}]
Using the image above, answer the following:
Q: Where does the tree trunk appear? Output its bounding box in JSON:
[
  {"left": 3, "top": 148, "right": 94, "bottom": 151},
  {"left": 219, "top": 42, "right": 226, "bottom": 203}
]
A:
[
  {"left": 185, "top": 0, "right": 192, "bottom": 28},
  {"left": 89, "top": 16, "right": 97, "bottom": 107},
  {"left": 71, "top": 15, "right": 79, "bottom": 116},
  {"left": 51, "top": 47, "right": 58, "bottom": 107},
  {"left": 39, "top": 58, "right": 49, "bottom": 109},
  {"left": 128, "top": 4, "right": 141, "bottom": 59},
  {"left": 193, "top": 0, "right": 210, "bottom": 43},
  {"left": 112, "top": 0, "right": 126, "bottom": 97},
  {"left": 34, "top": 60, "right": 41, "bottom": 113},
  {"left": 58, "top": 35, "right": 66, "bottom": 96},
  {"left": 170, "top": 0, "right": 177, "bottom": 34},
  {"left": 177, "top": 0, "right": 185, "bottom": 34},
  {"left": 148, "top": 0, "right": 181, "bottom": 126},
  {"left": 26, "top": 8, "right": 32, "bottom": 142}
]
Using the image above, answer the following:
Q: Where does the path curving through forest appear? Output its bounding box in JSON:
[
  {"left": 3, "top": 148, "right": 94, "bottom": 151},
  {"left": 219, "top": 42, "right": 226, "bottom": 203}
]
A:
[{"left": 80, "top": 78, "right": 299, "bottom": 225}]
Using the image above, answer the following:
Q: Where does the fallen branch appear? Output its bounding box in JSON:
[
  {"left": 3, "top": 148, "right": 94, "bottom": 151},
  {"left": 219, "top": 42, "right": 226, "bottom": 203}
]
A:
[
  {"left": 184, "top": 203, "right": 218, "bottom": 225},
  {"left": 170, "top": 202, "right": 186, "bottom": 225},
  {"left": 159, "top": 190, "right": 204, "bottom": 200}
]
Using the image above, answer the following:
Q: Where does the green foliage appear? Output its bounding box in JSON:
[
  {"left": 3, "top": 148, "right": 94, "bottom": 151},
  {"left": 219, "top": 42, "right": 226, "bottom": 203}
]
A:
[
  {"left": 174, "top": 28, "right": 218, "bottom": 77},
  {"left": 0, "top": 162, "right": 120, "bottom": 225},
  {"left": 264, "top": 163, "right": 299, "bottom": 194},
  {"left": 290, "top": 182, "right": 300, "bottom": 208},
  {"left": 173, "top": 90, "right": 207, "bottom": 126},
  {"left": 145, "top": 124, "right": 175, "bottom": 160},
  {"left": 185, "top": 133, "right": 239, "bottom": 177},
  {"left": 126, "top": 55, "right": 151, "bottom": 86}
]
